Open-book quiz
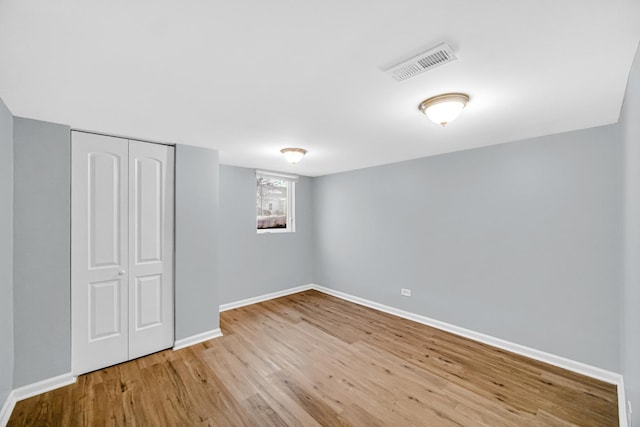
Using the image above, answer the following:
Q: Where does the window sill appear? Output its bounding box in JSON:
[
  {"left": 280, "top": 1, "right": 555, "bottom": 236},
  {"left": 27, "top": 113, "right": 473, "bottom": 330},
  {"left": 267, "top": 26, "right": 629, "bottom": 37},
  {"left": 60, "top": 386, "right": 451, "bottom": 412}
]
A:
[{"left": 257, "top": 228, "right": 294, "bottom": 234}]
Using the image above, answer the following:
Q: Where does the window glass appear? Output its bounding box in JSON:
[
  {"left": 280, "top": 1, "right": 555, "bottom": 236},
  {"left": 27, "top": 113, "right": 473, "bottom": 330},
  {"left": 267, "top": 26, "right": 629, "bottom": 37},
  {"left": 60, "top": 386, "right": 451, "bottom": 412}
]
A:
[{"left": 257, "top": 176, "right": 291, "bottom": 231}]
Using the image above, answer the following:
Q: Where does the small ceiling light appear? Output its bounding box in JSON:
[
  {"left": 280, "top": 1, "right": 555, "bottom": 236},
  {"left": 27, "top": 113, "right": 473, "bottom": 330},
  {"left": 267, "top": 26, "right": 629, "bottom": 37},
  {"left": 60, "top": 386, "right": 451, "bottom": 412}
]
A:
[
  {"left": 280, "top": 147, "right": 307, "bottom": 164},
  {"left": 419, "top": 93, "right": 470, "bottom": 127}
]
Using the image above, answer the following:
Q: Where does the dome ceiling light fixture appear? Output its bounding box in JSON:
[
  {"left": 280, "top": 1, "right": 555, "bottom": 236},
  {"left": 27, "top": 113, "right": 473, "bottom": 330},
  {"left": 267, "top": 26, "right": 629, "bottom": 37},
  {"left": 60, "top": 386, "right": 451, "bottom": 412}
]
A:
[
  {"left": 419, "top": 93, "right": 470, "bottom": 127},
  {"left": 280, "top": 147, "right": 307, "bottom": 164}
]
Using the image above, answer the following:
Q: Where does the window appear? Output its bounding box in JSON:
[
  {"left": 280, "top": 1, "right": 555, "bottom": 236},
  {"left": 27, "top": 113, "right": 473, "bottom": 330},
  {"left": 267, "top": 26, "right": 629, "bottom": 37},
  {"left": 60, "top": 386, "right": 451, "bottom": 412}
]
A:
[{"left": 256, "top": 171, "right": 297, "bottom": 233}]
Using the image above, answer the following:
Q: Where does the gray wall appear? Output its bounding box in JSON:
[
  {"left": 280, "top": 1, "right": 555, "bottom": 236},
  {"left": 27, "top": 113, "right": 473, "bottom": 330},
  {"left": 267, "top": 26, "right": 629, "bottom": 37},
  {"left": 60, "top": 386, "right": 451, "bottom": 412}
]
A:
[
  {"left": 0, "top": 98, "right": 14, "bottom": 404},
  {"left": 622, "top": 42, "right": 640, "bottom": 417},
  {"left": 175, "top": 145, "right": 220, "bottom": 339},
  {"left": 13, "top": 118, "right": 71, "bottom": 387},
  {"left": 313, "top": 125, "right": 622, "bottom": 372},
  {"left": 219, "top": 165, "right": 314, "bottom": 304}
]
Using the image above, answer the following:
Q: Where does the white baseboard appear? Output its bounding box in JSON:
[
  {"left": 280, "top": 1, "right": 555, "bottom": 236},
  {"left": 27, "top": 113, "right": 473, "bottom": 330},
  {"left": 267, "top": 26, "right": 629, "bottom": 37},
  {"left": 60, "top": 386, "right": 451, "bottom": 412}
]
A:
[
  {"left": 1, "top": 372, "right": 76, "bottom": 427},
  {"left": 220, "top": 283, "right": 627, "bottom": 426},
  {"left": 13, "top": 372, "right": 76, "bottom": 402},
  {"left": 0, "top": 390, "right": 16, "bottom": 427},
  {"left": 618, "top": 377, "right": 629, "bottom": 427},
  {"left": 219, "top": 284, "right": 314, "bottom": 312},
  {"left": 173, "top": 328, "right": 223, "bottom": 351}
]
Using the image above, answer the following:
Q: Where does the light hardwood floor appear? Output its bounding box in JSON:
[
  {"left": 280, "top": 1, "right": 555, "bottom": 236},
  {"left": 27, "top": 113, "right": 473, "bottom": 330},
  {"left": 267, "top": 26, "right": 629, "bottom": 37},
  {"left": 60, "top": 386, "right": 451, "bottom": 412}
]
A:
[{"left": 9, "top": 290, "right": 618, "bottom": 426}]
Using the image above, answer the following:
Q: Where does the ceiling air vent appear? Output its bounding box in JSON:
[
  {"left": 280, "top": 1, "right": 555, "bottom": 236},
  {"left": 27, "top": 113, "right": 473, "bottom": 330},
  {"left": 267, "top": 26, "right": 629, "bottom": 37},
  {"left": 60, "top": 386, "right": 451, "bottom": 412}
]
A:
[{"left": 385, "top": 43, "right": 458, "bottom": 82}]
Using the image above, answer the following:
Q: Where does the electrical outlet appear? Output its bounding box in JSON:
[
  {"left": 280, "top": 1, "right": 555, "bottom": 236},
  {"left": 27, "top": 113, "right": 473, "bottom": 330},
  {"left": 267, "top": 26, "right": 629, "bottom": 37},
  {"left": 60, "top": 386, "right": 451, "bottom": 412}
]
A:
[{"left": 401, "top": 288, "right": 411, "bottom": 297}]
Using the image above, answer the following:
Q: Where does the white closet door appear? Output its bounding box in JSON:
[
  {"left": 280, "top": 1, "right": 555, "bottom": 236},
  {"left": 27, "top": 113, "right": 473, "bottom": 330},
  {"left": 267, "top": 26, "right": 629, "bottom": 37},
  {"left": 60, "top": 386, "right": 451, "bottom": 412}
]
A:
[
  {"left": 128, "top": 141, "right": 174, "bottom": 359},
  {"left": 72, "top": 132, "right": 129, "bottom": 375}
]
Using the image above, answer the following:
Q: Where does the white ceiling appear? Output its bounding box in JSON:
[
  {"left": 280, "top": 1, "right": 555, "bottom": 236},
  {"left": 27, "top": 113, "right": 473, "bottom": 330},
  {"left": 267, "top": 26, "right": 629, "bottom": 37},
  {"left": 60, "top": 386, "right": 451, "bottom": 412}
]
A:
[{"left": 1, "top": 0, "right": 639, "bottom": 176}]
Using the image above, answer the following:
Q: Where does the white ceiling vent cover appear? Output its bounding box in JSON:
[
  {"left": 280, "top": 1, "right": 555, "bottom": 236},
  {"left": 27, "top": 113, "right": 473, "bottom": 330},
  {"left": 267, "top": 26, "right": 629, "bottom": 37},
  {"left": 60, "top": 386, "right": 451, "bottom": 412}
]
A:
[{"left": 385, "top": 43, "right": 458, "bottom": 82}]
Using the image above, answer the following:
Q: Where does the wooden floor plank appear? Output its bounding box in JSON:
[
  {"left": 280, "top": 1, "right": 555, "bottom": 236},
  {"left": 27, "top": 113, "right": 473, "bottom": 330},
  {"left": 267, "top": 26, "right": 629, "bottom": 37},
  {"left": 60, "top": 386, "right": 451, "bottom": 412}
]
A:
[{"left": 8, "top": 290, "right": 618, "bottom": 426}]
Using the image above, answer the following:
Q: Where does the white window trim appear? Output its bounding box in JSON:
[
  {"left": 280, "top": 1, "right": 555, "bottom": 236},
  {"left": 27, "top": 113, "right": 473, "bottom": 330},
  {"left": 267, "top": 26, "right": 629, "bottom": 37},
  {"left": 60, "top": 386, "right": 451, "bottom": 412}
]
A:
[
  {"left": 256, "top": 170, "right": 298, "bottom": 182},
  {"left": 256, "top": 171, "right": 296, "bottom": 234}
]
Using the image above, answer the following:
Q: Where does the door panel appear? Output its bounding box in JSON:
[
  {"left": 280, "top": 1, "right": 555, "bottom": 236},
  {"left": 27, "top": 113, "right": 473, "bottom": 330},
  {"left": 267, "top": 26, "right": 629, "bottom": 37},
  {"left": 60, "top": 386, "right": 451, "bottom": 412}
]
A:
[
  {"left": 72, "top": 132, "right": 129, "bottom": 375},
  {"left": 89, "top": 153, "right": 122, "bottom": 268},
  {"left": 89, "top": 279, "right": 122, "bottom": 340},
  {"left": 135, "top": 274, "right": 163, "bottom": 329},
  {"left": 128, "top": 140, "right": 174, "bottom": 359},
  {"left": 135, "top": 157, "right": 162, "bottom": 263}
]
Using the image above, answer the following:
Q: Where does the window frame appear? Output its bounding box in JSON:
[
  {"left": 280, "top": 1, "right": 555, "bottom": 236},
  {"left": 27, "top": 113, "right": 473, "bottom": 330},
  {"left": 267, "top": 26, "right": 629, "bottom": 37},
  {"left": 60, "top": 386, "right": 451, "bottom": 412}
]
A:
[{"left": 256, "top": 170, "right": 297, "bottom": 234}]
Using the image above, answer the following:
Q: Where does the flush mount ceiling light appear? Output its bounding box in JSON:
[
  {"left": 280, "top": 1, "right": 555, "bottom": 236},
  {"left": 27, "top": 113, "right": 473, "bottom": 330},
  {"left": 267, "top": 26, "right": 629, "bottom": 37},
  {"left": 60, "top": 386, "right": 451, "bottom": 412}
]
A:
[
  {"left": 419, "top": 93, "right": 470, "bottom": 127},
  {"left": 280, "top": 147, "right": 307, "bottom": 164}
]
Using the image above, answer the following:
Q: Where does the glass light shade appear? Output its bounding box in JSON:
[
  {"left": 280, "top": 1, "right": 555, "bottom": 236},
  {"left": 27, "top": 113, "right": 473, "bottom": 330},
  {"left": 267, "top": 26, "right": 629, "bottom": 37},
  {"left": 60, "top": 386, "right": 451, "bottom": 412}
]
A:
[
  {"left": 280, "top": 148, "right": 307, "bottom": 164},
  {"left": 419, "top": 93, "right": 469, "bottom": 127}
]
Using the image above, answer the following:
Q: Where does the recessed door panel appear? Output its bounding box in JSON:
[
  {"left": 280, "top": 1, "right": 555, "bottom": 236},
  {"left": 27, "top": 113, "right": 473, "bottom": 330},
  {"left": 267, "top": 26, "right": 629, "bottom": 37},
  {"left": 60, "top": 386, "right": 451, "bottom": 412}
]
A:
[
  {"left": 135, "top": 158, "right": 162, "bottom": 264},
  {"left": 89, "top": 280, "right": 121, "bottom": 340},
  {"left": 136, "top": 275, "right": 162, "bottom": 329},
  {"left": 89, "top": 153, "right": 121, "bottom": 268}
]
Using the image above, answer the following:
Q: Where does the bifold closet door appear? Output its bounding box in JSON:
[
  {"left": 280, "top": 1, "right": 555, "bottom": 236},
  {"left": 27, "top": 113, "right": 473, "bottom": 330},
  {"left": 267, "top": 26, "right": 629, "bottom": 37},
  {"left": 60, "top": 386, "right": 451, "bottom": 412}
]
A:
[
  {"left": 72, "top": 132, "right": 175, "bottom": 375},
  {"left": 72, "top": 132, "right": 129, "bottom": 375},
  {"left": 128, "top": 140, "right": 174, "bottom": 359}
]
